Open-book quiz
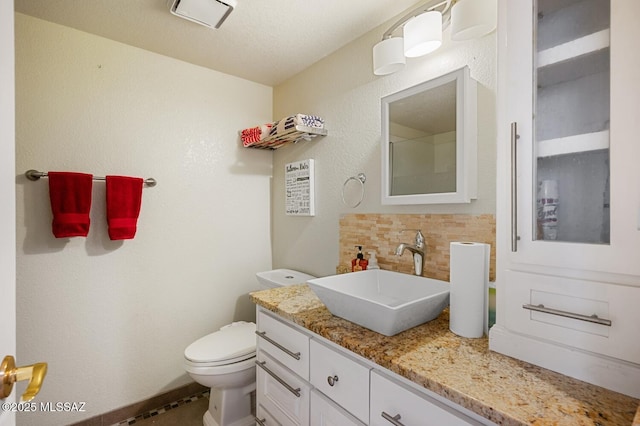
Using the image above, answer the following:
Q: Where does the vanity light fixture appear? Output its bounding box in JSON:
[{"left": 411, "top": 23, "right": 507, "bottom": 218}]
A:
[{"left": 373, "top": 0, "right": 497, "bottom": 76}]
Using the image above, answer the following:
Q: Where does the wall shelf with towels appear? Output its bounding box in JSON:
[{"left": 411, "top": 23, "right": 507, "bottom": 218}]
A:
[
  {"left": 241, "top": 115, "right": 327, "bottom": 150},
  {"left": 245, "top": 125, "right": 327, "bottom": 150}
]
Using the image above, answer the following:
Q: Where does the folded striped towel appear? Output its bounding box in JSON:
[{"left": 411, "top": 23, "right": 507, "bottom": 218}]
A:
[
  {"left": 296, "top": 114, "right": 324, "bottom": 128},
  {"left": 241, "top": 123, "right": 273, "bottom": 147},
  {"left": 268, "top": 114, "right": 325, "bottom": 138}
]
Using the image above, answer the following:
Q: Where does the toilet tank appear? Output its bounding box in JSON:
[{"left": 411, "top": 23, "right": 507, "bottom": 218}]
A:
[{"left": 256, "top": 269, "right": 316, "bottom": 289}]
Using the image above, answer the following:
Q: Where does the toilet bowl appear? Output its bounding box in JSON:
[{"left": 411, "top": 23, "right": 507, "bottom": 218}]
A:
[{"left": 184, "top": 269, "right": 315, "bottom": 426}]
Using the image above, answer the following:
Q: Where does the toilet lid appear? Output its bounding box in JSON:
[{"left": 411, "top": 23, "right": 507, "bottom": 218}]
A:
[{"left": 185, "top": 321, "right": 256, "bottom": 363}]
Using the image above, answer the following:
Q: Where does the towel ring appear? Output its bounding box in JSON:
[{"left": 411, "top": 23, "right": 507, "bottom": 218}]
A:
[{"left": 341, "top": 173, "right": 366, "bottom": 208}]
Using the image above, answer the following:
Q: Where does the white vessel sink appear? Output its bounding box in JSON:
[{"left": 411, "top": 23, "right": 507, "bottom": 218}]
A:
[{"left": 307, "top": 269, "right": 450, "bottom": 336}]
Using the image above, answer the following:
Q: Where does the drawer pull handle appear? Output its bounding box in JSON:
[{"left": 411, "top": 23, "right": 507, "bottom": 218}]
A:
[
  {"left": 255, "top": 417, "right": 266, "bottom": 426},
  {"left": 327, "top": 375, "right": 339, "bottom": 386},
  {"left": 381, "top": 411, "right": 405, "bottom": 426},
  {"left": 255, "top": 331, "right": 301, "bottom": 360},
  {"left": 523, "top": 304, "right": 612, "bottom": 326},
  {"left": 255, "top": 360, "right": 301, "bottom": 398}
]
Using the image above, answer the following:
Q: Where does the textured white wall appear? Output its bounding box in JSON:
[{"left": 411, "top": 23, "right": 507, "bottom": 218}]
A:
[
  {"left": 272, "top": 19, "right": 497, "bottom": 277},
  {"left": 15, "top": 14, "right": 272, "bottom": 425},
  {"left": 0, "top": 7, "right": 16, "bottom": 426}
]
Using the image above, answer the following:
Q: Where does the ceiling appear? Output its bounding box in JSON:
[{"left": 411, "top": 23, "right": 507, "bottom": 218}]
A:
[{"left": 15, "top": 0, "right": 421, "bottom": 86}]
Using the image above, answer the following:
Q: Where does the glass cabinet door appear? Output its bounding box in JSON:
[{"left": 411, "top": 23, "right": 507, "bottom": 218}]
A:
[{"left": 533, "top": 0, "right": 610, "bottom": 244}]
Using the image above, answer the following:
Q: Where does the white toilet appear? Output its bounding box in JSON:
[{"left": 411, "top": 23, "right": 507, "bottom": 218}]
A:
[{"left": 183, "top": 269, "right": 315, "bottom": 426}]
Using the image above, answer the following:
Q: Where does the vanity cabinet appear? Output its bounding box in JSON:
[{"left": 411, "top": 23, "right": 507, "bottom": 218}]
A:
[
  {"left": 492, "top": 0, "right": 640, "bottom": 398},
  {"left": 256, "top": 351, "right": 311, "bottom": 426},
  {"left": 256, "top": 308, "right": 310, "bottom": 380},
  {"left": 256, "top": 402, "right": 281, "bottom": 426},
  {"left": 256, "top": 309, "right": 312, "bottom": 425},
  {"left": 256, "top": 307, "right": 490, "bottom": 426},
  {"left": 370, "top": 371, "right": 481, "bottom": 426},
  {"left": 310, "top": 390, "right": 365, "bottom": 426},
  {"left": 309, "top": 339, "right": 370, "bottom": 424}
]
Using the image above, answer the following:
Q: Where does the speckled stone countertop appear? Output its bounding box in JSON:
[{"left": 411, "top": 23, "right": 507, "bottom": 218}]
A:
[{"left": 250, "top": 284, "right": 639, "bottom": 426}]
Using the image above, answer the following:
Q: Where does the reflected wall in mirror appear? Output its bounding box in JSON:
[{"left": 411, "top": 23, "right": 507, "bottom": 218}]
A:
[{"left": 381, "top": 66, "right": 478, "bottom": 204}]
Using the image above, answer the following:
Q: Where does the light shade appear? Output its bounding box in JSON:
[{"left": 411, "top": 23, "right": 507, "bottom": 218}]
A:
[
  {"left": 403, "top": 11, "right": 443, "bottom": 58},
  {"left": 373, "top": 37, "right": 406, "bottom": 75},
  {"left": 451, "top": 0, "right": 497, "bottom": 41}
]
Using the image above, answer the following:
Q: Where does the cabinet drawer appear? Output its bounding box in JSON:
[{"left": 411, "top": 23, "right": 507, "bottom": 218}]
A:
[
  {"left": 257, "top": 309, "right": 310, "bottom": 380},
  {"left": 256, "top": 351, "right": 310, "bottom": 426},
  {"left": 310, "top": 389, "right": 365, "bottom": 426},
  {"left": 309, "top": 339, "right": 370, "bottom": 424},
  {"left": 370, "top": 371, "right": 480, "bottom": 426},
  {"left": 504, "top": 270, "right": 640, "bottom": 364},
  {"left": 256, "top": 403, "right": 281, "bottom": 426}
]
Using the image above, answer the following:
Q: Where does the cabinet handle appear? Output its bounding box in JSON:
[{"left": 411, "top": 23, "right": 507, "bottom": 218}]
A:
[
  {"left": 255, "top": 360, "right": 301, "bottom": 397},
  {"left": 511, "top": 122, "right": 520, "bottom": 252},
  {"left": 381, "top": 411, "right": 405, "bottom": 426},
  {"left": 523, "top": 304, "right": 612, "bottom": 326},
  {"left": 327, "top": 375, "right": 339, "bottom": 386},
  {"left": 255, "top": 331, "right": 301, "bottom": 360},
  {"left": 254, "top": 417, "right": 266, "bottom": 426}
]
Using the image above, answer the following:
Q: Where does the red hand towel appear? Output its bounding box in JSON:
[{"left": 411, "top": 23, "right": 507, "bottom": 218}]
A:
[
  {"left": 48, "top": 172, "right": 93, "bottom": 238},
  {"left": 106, "top": 176, "right": 143, "bottom": 240}
]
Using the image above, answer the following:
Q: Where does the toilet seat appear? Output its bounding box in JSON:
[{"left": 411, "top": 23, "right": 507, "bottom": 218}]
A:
[
  {"left": 184, "top": 321, "right": 257, "bottom": 366},
  {"left": 184, "top": 355, "right": 256, "bottom": 377}
]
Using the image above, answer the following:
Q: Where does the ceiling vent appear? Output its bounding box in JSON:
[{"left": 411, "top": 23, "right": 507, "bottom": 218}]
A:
[{"left": 169, "top": 0, "right": 237, "bottom": 29}]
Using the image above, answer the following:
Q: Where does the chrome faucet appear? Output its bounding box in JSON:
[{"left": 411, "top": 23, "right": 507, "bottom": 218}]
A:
[{"left": 395, "top": 229, "right": 425, "bottom": 276}]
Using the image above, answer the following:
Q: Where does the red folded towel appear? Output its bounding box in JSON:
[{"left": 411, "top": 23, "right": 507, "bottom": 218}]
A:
[
  {"left": 106, "top": 175, "right": 143, "bottom": 240},
  {"left": 48, "top": 172, "right": 93, "bottom": 238}
]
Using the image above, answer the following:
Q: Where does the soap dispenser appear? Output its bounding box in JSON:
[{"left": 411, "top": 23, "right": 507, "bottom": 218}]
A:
[
  {"left": 351, "top": 245, "right": 368, "bottom": 272},
  {"left": 367, "top": 251, "right": 380, "bottom": 269}
]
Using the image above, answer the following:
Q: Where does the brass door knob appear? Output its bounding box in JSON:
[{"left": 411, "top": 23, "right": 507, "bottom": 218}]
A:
[{"left": 0, "top": 356, "right": 47, "bottom": 402}]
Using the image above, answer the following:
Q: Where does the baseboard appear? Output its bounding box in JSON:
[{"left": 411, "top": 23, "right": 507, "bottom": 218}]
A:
[
  {"left": 69, "top": 382, "right": 208, "bottom": 426},
  {"left": 489, "top": 325, "right": 640, "bottom": 398}
]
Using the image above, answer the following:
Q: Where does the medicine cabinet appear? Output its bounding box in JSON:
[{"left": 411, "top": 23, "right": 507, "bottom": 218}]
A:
[{"left": 381, "top": 66, "right": 477, "bottom": 205}]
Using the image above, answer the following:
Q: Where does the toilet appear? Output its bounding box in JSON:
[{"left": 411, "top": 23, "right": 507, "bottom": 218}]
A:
[{"left": 183, "top": 269, "right": 315, "bottom": 426}]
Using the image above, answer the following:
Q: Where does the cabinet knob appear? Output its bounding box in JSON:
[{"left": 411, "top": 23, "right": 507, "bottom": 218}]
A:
[{"left": 327, "top": 375, "right": 339, "bottom": 386}]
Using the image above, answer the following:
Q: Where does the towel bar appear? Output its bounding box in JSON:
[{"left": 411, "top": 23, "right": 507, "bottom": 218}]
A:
[{"left": 25, "top": 169, "right": 157, "bottom": 187}]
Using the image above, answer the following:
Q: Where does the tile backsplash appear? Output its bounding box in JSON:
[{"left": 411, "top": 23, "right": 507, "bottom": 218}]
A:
[{"left": 339, "top": 213, "right": 496, "bottom": 282}]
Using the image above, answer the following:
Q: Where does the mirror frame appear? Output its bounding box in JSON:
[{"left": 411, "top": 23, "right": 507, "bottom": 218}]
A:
[{"left": 381, "top": 66, "right": 477, "bottom": 204}]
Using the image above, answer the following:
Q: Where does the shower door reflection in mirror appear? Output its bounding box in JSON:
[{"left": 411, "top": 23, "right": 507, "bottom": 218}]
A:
[{"left": 381, "top": 67, "right": 477, "bottom": 205}]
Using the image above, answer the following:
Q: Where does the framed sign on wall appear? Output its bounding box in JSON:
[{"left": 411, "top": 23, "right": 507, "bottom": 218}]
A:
[{"left": 285, "top": 159, "right": 315, "bottom": 216}]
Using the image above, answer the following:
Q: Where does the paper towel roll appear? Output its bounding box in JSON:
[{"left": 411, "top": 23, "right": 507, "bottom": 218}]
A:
[{"left": 449, "top": 242, "right": 490, "bottom": 338}]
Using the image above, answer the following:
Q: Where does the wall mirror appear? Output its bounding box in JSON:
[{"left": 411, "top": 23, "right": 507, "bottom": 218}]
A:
[{"left": 381, "top": 66, "right": 478, "bottom": 204}]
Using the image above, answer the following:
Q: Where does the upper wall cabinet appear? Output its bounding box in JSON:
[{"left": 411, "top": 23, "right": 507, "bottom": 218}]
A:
[
  {"left": 501, "top": 0, "right": 640, "bottom": 275},
  {"left": 381, "top": 67, "right": 477, "bottom": 205},
  {"left": 491, "top": 0, "right": 640, "bottom": 399}
]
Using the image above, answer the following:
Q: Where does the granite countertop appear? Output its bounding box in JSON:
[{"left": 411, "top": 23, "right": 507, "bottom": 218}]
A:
[{"left": 250, "top": 284, "right": 640, "bottom": 426}]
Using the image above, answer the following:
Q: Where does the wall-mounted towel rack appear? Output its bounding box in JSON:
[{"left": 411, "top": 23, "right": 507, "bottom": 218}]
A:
[
  {"left": 25, "top": 170, "right": 157, "bottom": 187},
  {"left": 247, "top": 125, "right": 328, "bottom": 150},
  {"left": 241, "top": 114, "right": 327, "bottom": 150}
]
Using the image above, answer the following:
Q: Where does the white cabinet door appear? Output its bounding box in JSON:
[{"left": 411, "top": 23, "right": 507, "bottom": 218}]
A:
[
  {"left": 309, "top": 340, "right": 370, "bottom": 424},
  {"left": 370, "top": 371, "right": 482, "bottom": 426},
  {"left": 502, "top": 0, "right": 640, "bottom": 277},
  {"left": 257, "top": 309, "right": 310, "bottom": 380},
  {"left": 256, "top": 351, "right": 311, "bottom": 426},
  {"left": 494, "top": 0, "right": 640, "bottom": 398},
  {"left": 310, "top": 390, "right": 365, "bottom": 426},
  {"left": 503, "top": 270, "right": 640, "bottom": 365},
  {"left": 256, "top": 403, "right": 281, "bottom": 426}
]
